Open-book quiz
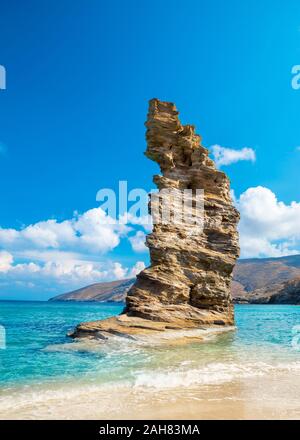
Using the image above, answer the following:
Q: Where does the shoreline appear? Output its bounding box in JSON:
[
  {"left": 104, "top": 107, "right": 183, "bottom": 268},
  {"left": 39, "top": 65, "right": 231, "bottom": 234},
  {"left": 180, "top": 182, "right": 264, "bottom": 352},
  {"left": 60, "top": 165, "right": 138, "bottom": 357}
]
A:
[{"left": 1, "top": 370, "right": 300, "bottom": 420}]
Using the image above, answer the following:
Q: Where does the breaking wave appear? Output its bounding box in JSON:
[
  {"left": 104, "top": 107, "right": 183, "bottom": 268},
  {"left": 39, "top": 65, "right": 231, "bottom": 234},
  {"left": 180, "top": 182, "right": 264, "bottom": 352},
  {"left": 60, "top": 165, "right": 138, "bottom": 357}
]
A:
[{"left": 134, "top": 361, "right": 300, "bottom": 388}]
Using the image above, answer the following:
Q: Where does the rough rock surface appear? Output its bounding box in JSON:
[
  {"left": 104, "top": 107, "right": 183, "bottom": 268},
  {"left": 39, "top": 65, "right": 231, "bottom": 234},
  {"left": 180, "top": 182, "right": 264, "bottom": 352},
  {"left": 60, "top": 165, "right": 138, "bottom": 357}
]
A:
[{"left": 70, "top": 99, "right": 240, "bottom": 341}]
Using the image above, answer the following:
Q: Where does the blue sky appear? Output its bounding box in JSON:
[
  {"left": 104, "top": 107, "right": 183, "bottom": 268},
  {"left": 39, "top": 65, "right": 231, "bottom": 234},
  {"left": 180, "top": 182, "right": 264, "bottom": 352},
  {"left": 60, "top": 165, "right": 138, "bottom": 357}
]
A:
[{"left": 1, "top": 0, "right": 300, "bottom": 299}]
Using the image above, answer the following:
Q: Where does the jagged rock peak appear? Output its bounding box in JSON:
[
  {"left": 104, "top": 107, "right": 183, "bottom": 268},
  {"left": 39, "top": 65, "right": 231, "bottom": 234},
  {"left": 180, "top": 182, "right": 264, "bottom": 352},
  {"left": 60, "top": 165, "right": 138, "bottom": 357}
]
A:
[{"left": 144, "top": 99, "right": 232, "bottom": 202}]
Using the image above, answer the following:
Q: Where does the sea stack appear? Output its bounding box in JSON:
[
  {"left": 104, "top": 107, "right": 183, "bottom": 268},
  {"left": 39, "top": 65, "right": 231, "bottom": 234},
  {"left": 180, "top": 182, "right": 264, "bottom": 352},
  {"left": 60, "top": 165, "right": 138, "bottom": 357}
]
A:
[{"left": 70, "top": 99, "right": 240, "bottom": 341}]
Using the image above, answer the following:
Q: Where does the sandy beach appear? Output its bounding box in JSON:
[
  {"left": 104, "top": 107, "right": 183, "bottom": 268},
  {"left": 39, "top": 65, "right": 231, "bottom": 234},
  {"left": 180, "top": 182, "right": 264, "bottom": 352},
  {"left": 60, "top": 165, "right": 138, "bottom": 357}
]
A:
[{"left": 1, "top": 370, "right": 300, "bottom": 420}]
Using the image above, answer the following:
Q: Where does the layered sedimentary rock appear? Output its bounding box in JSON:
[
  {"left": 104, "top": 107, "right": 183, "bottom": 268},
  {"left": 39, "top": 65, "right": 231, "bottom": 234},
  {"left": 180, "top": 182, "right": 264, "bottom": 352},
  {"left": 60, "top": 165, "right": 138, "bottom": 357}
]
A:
[{"left": 71, "top": 99, "right": 240, "bottom": 341}]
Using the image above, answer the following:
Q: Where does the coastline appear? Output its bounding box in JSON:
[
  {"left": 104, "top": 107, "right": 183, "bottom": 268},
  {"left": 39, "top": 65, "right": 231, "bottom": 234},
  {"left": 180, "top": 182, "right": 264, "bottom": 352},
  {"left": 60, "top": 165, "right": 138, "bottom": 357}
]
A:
[{"left": 1, "top": 370, "right": 300, "bottom": 420}]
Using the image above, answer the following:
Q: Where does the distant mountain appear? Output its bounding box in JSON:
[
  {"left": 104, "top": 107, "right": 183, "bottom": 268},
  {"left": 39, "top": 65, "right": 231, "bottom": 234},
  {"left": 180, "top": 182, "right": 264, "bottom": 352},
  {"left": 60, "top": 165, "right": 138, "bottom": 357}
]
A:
[
  {"left": 235, "top": 278, "right": 300, "bottom": 304},
  {"left": 49, "top": 278, "right": 134, "bottom": 303},
  {"left": 232, "top": 254, "right": 300, "bottom": 304},
  {"left": 49, "top": 255, "right": 300, "bottom": 304}
]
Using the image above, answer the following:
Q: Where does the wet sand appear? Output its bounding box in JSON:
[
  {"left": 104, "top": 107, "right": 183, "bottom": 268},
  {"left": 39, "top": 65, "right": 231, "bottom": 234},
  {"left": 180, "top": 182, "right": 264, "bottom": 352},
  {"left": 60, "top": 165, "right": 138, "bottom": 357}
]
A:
[{"left": 1, "top": 371, "right": 300, "bottom": 420}]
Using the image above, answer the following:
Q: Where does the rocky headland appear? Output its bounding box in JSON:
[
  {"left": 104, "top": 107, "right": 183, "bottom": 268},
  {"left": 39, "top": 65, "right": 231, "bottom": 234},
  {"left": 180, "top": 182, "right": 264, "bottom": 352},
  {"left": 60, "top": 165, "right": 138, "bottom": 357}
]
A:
[{"left": 70, "top": 99, "right": 240, "bottom": 343}]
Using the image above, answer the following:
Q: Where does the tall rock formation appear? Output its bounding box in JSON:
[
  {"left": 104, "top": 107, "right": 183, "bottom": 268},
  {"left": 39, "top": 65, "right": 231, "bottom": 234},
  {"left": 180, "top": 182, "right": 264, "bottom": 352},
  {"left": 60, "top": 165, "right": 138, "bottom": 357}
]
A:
[
  {"left": 125, "top": 99, "right": 240, "bottom": 326},
  {"left": 70, "top": 99, "right": 240, "bottom": 341}
]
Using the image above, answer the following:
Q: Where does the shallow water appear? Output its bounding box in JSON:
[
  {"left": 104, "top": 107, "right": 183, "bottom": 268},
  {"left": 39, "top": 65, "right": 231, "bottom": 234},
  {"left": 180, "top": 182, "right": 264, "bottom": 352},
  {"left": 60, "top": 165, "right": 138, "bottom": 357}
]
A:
[{"left": 1, "top": 302, "right": 300, "bottom": 419}]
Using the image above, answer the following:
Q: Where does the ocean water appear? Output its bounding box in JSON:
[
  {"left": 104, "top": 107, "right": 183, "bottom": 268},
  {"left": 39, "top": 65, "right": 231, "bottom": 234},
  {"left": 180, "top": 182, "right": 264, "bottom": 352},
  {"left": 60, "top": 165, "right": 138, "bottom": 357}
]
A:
[{"left": 1, "top": 301, "right": 300, "bottom": 419}]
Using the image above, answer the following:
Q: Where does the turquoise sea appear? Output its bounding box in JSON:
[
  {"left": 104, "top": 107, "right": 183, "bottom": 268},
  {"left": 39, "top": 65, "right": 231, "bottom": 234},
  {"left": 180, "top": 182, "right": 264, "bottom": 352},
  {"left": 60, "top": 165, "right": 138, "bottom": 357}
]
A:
[{"left": 1, "top": 301, "right": 300, "bottom": 419}]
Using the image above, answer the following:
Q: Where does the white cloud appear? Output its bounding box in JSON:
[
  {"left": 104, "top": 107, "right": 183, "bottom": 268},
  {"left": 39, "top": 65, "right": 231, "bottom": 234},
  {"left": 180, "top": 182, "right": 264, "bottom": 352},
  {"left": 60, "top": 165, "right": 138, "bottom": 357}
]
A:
[
  {"left": 0, "top": 256, "right": 102, "bottom": 285},
  {"left": 0, "top": 207, "right": 150, "bottom": 296},
  {"left": 0, "top": 251, "right": 14, "bottom": 273},
  {"left": 129, "top": 230, "right": 147, "bottom": 252},
  {"left": 236, "top": 186, "right": 300, "bottom": 258},
  {"left": 0, "top": 208, "right": 130, "bottom": 254},
  {"left": 211, "top": 145, "right": 256, "bottom": 167},
  {"left": 0, "top": 256, "right": 144, "bottom": 290},
  {"left": 129, "top": 261, "right": 145, "bottom": 277},
  {"left": 111, "top": 262, "right": 128, "bottom": 279}
]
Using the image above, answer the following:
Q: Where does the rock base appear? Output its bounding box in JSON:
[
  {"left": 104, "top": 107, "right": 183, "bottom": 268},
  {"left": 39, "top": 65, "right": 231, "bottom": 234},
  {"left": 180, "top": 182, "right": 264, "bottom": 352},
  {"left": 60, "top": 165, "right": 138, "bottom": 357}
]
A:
[{"left": 69, "top": 307, "right": 234, "bottom": 345}]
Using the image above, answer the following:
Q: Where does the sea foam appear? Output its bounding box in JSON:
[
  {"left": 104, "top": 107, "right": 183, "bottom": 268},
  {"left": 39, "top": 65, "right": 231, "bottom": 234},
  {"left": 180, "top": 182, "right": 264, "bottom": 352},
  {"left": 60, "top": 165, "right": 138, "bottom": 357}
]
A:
[{"left": 134, "top": 361, "right": 300, "bottom": 388}]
